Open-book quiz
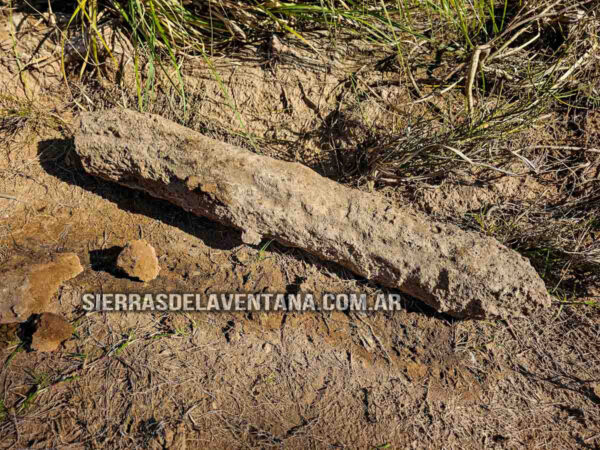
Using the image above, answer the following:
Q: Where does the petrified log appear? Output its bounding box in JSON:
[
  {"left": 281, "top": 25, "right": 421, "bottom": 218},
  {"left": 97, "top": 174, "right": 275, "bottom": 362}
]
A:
[{"left": 74, "top": 109, "right": 551, "bottom": 319}]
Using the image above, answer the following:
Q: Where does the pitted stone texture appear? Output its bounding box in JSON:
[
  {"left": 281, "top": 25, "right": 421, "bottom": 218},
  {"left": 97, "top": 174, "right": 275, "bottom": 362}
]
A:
[
  {"left": 116, "top": 239, "right": 160, "bottom": 282},
  {"left": 74, "top": 108, "right": 551, "bottom": 319},
  {"left": 0, "top": 253, "right": 83, "bottom": 324},
  {"left": 31, "top": 312, "right": 73, "bottom": 352}
]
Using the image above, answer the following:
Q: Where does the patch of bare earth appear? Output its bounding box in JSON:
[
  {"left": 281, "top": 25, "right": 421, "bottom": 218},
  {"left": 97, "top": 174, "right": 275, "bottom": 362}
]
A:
[{"left": 0, "top": 8, "right": 598, "bottom": 450}]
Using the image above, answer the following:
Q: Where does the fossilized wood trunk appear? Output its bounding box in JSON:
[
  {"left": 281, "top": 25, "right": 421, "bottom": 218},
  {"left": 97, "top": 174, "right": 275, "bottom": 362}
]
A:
[{"left": 74, "top": 109, "right": 551, "bottom": 319}]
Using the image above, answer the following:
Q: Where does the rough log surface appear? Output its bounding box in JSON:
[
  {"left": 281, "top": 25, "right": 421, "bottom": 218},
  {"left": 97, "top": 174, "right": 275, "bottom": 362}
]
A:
[{"left": 74, "top": 109, "right": 551, "bottom": 319}]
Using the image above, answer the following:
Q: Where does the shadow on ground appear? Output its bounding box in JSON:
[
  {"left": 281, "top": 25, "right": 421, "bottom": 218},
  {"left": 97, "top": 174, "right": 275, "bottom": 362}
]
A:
[
  {"left": 37, "top": 137, "right": 457, "bottom": 321},
  {"left": 38, "top": 137, "right": 244, "bottom": 251}
]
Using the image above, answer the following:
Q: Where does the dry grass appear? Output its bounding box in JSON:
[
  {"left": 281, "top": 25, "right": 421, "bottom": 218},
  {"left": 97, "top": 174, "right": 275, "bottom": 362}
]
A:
[
  {"left": 0, "top": 1, "right": 599, "bottom": 448},
  {"left": 2, "top": 0, "right": 599, "bottom": 296}
]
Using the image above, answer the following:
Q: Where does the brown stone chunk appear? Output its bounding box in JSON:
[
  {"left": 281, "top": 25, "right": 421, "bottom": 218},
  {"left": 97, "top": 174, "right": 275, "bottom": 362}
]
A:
[
  {"left": 0, "top": 253, "right": 83, "bottom": 324},
  {"left": 31, "top": 313, "right": 73, "bottom": 352},
  {"left": 116, "top": 239, "right": 160, "bottom": 282}
]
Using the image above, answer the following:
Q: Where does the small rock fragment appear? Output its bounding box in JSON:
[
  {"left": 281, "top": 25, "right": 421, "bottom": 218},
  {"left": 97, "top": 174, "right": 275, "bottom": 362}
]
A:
[
  {"left": 241, "top": 229, "right": 262, "bottom": 246},
  {"left": 30, "top": 313, "right": 73, "bottom": 352},
  {"left": 262, "top": 342, "right": 273, "bottom": 353},
  {"left": 116, "top": 240, "right": 160, "bottom": 282},
  {"left": 0, "top": 253, "right": 83, "bottom": 324}
]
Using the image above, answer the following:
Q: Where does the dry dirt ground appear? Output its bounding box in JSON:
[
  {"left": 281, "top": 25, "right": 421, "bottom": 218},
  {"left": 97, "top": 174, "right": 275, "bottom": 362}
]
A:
[{"left": 0, "top": 8, "right": 599, "bottom": 450}]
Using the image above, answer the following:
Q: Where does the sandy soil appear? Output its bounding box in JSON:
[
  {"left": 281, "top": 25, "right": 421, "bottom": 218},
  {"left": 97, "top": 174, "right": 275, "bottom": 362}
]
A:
[{"left": 0, "top": 9, "right": 598, "bottom": 449}]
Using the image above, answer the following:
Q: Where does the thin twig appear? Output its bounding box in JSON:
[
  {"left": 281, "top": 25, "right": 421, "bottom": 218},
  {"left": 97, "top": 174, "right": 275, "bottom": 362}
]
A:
[
  {"left": 466, "top": 45, "right": 490, "bottom": 119},
  {"left": 517, "top": 145, "right": 600, "bottom": 153},
  {"left": 442, "top": 145, "right": 518, "bottom": 176}
]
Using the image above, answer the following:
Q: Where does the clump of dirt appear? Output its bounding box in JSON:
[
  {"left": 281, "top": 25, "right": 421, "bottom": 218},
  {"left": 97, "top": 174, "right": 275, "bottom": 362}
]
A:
[
  {"left": 116, "top": 239, "right": 161, "bottom": 282},
  {"left": 0, "top": 253, "right": 83, "bottom": 324},
  {"left": 415, "top": 172, "right": 554, "bottom": 217},
  {"left": 29, "top": 312, "right": 73, "bottom": 352}
]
